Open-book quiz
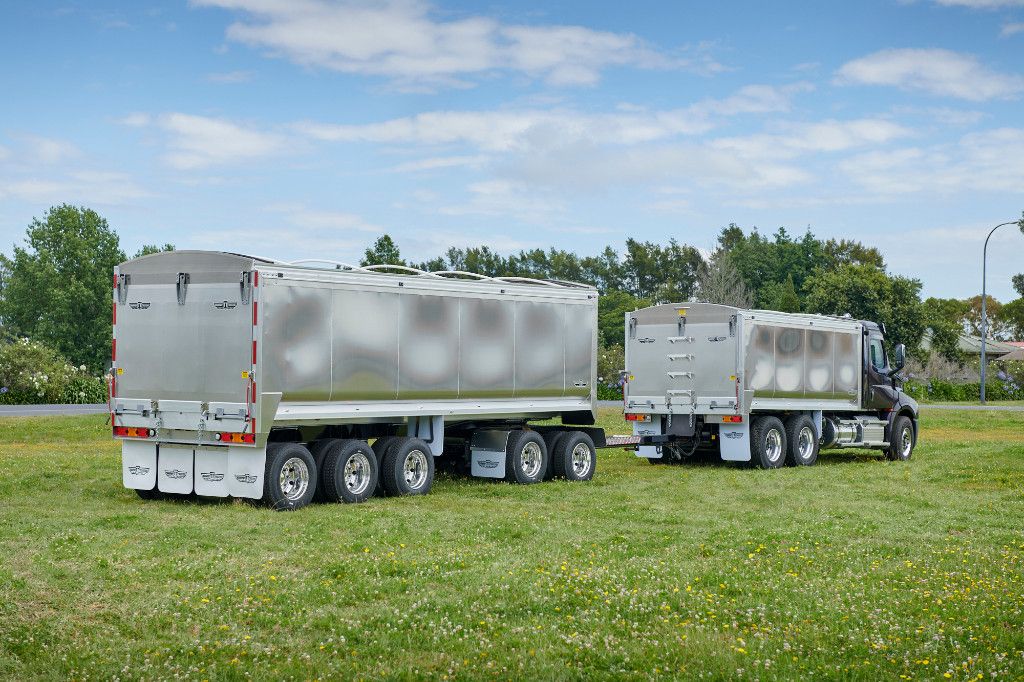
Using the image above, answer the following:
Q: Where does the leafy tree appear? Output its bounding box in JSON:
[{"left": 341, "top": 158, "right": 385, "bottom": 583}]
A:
[
  {"left": 694, "top": 251, "right": 753, "bottom": 308},
  {"left": 766, "top": 274, "right": 801, "bottom": 313},
  {"left": 133, "top": 243, "right": 175, "bottom": 258},
  {"left": 920, "top": 297, "right": 968, "bottom": 363},
  {"left": 621, "top": 238, "right": 701, "bottom": 302},
  {"left": 999, "top": 297, "right": 1024, "bottom": 341},
  {"left": 361, "top": 235, "right": 404, "bottom": 267},
  {"left": 964, "top": 295, "right": 1012, "bottom": 340},
  {"left": 1012, "top": 273, "right": 1024, "bottom": 298},
  {"left": 0, "top": 204, "right": 125, "bottom": 372},
  {"left": 598, "top": 289, "right": 650, "bottom": 347},
  {"left": 803, "top": 263, "right": 925, "bottom": 352}
]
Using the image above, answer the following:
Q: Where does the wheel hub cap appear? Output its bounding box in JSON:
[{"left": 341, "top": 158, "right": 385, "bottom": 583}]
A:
[
  {"left": 798, "top": 426, "right": 815, "bottom": 460},
  {"left": 571, "top": 443, "right": 592, "bottom": 477},
  {"left": 345, "top": 452, "right": 371, "bottom": 495},
  {"left": 521, "top": 442, "right": 542, "bottom": 478},
  {"left": 279, "top": 457, "right": 309, "bottom": 500},
  {"left": 404, "top": 449, "right": 428, "bottom": 489},
  {"left": 765, "top": 430, "right": 782, "bottom": 463}
]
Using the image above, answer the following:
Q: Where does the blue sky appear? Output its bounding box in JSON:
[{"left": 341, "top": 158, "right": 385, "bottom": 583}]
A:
[{"left": 1, "top": 0, "right": 1023, "bottom": 300}]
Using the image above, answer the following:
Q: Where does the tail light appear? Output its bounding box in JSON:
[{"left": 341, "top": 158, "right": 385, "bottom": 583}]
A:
[
  {"left": 624, "top": 413, "right": 651, "bottom": 422},
  {"left": 113, "top": 426, "right": 154, "bottom": 438},
  {"left": 723, "top": 415, "right": 743, "bottom": 423},
  {"left": 215, "top": 432, "right": 256, "bottom": 444}
]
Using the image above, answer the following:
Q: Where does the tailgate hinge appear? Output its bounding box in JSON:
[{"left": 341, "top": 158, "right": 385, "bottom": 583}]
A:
[
  {"left": 116, "top": 274, "right": 131, "bottom": 304},
  {"left": 240, "top": 271, "right": 253, "bottom": 305},
  {"left": 176, "top": 272, "right": 190, "bottom": 305}
]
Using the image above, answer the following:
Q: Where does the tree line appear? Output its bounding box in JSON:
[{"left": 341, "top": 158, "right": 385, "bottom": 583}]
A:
[{"left": 1, "top": 204, "right": 1021, "bottom": 375}]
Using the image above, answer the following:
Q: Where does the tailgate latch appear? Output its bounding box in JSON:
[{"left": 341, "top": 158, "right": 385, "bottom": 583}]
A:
[
  {"left": 176, "top": 272, "right": 190, "bottom": 305},
  {"left": 239, "top": 271, "right": 253, "bottom": 305},
  {"left": 116, "top": 274, "right": 131, "bottom": 304}
]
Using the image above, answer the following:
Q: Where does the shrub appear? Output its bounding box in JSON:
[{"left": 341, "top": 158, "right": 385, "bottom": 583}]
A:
[
  {"left": 0, "top": 338, "right": 107, "bottom": 405},
  {"left": 904, "top": 377, "right": 1023, "bottom": 402}
]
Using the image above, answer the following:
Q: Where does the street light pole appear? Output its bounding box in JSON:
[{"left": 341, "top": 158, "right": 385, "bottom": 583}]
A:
[{"left": 981, "top": 218, "right": 1024, "bottom": 404}]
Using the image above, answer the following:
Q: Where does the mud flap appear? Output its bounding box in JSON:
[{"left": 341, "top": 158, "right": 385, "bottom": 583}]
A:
[
  {"left": 157, "top": 444, "right": 194, "bottom": 494},
  {"left": 122, "top": 440, "right": 157, "bottom": 490},
  {"left": 227, "top": 445, "right": 266, "bottom": 499},
  {"left": 470, "top": 430, "right": 509, "bottom": 478},
  {"left": 634, "top": 418, "right": 663, "bottom": 459},
  {"left": 719, "top": 423, "right": 751, "bottom": 462},
  {"left": 194, "top": 446, "right": 230, "bottom": 497}
]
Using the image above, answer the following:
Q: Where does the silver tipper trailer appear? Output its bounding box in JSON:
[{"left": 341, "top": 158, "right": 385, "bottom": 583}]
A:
[
  {"left": 623, "top": 303, "right": 919, "bottom": 468},
  {"left": 113, "top": 251, "right": 604, "bottom": 509}
]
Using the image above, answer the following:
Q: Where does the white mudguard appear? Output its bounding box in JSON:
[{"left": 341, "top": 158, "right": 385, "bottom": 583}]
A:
[
  {"left": 122, "top": 440, "right": 157, "bottom": 490},
  {"left": 227, "top": 445, "right": 266, "bottom": 499},
  {"left": 157, "top": 445, "right": 195, "bottom": 494},
  {"left": 634, "top": 418, "right": 663, "bottom": 459},
  {"left": 719, "top": 423, "right": 751, "bottom": 462},
  {"left": 194, "top": 447, "right": 230, "bottom": 497}
]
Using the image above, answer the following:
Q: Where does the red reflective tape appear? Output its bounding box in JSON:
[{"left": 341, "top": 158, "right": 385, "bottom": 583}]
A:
[
  {"left": 113, "top": 274, "right": 118, "bottom": 288},
  {"left": 112, "top": 301, "right": 116, "bottom": 325},
  {"left": 252, "top": 340, "right": 257, "bottom": 364},
  {"left": 253, "top": 301, "right": 258, "bottom": 326},
  {"left": 111, "top": 339, "right": 116, "bottom": 362},
  {"left": 251, "top": 417, "right": 256, "bottom": 432},
  {"left": 253, "top": 270, "right": 259, "bottom": 286},
  {"left": 251, "top": 381, "right": 257, "bottom": 402}
]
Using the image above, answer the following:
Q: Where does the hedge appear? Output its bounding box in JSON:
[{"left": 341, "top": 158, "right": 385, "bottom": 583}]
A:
[{"left": 0, "top": 338, "right": 107, "bottom": 405}]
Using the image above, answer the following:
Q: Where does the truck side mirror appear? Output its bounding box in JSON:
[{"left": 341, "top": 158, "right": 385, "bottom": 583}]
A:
[{"left": 890, "top": 343, "right": 906, "bottom": 375}]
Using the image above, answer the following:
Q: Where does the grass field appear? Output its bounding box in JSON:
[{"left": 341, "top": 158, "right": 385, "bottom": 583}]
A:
[{"left": 1, "top": 408, "right": 1023, "bottom": 680}]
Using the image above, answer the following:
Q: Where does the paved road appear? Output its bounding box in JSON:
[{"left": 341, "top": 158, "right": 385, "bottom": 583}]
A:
[{"left": 0, "top": 404, "right": 107, "bottom": 417}]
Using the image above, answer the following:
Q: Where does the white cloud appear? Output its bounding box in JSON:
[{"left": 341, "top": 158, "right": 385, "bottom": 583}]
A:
[
  {"left": 18, "top": 136, "right": 80, "bottom": 164},
  {"left": 191, "top": 0, "right": 718, "bottom": 88},
  {"left": 839, "top": 127, "right": 1024, "bottom": 194},
  {"left": 835, "top": 48, "right": 1024, "bottom": 101},
  {"left": 390, "top": 155, "right": 487, "bottom": 172},
  {"left": 712, "top": 118, "right": 911, "bottom": 159},
  {"left": 0, "top": 171, "right": 151, "bottom": 205},
  {"left": 294, "top": 83, "right": 808, "bottom": 153},
  {"left": 121, "top": 112, "right": 289, "bottom": 169},
  {"left": 1001, "top": 22, "right": 1024, "bottom": 36},
  {"left": 206, "top": 70, "right": 255, "bottom": 83}
]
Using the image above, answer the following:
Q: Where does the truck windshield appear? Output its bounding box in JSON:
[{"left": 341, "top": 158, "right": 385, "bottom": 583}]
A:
[{"left": 869, "top": 337, "right": 886, "bottom": 371}]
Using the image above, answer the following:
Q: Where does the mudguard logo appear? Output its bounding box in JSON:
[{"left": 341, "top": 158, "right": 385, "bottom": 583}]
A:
[
  {"left": 128, "top": 465, "right": 150, "bottom": 475},
  {"left": 201, "top": 472, "right": 225, "bottom": 482},
  {"left": 708, "top": 336, "right": 727, "bottom": 342},
  {"left": 164, "top": 469, "right": 187, "bottom": 479},
  {"left": 478, "top": 459, "right": 499, "bottom": 469},
  {"left": 724, "top": 431, "right": 743, "bottom": 439},
  {"left": 234, "top": 473, "right": 258, "bottom": 484},
  {"left": 128, "top": 302, "right": 151, "bottom": 310},
  {"left": 638, "top": 337, "right": 655, "bottom": 344},
  {"left": 214, "top": 301, "right": 238, "bottom": 309},
  {"left": 573, "top": 381, "right": 589, "bottom": 388}
]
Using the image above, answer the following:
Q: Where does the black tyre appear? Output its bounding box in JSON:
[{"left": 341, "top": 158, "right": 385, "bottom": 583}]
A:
[
  {"left": 541, "top": 431, "right": 566, "bottom": 480},
  {"left": 552, "top": 431, "right": 596, "bottom": 481},
  {"left": 784, "top": 415, "right": 819, "bottom": 466},
  {"left": 308, "top": 438, "right": 342, "bottom": 502},
  {"left": 505, "top": 430, "right": 547, "bottom": 484},
  {"left": 371, "top": 436, "right": 400, "bottom": 496},
  {"left": 886, "top": 415, "right": 915, "bottom": 461},
  {"left": 263, "top": 442, "right": 317, "bottom": 510},
  {"left": 381, "top": 437, "right": 434, "bottom": 496},
  {"left": 750, "top": 416, "right": 786, "bottom": 469},
  {"left": 135, "top": 488, "right": 165, "bottom": 501},
  {"left": 321, "top": 440, "right": 378, "bottom": 503}
]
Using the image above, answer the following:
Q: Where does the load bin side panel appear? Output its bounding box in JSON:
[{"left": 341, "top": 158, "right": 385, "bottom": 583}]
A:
[
  {"left": 398, "top": 294, "right": 460, "bottom": 399},
  {"left": 332, "top": 289, "right": 400, "bottom": 400},
  {"left": 515, "top": 301, "right": 565, "bottom": 397},
  {"left": 459, "top": 297, "right": 515, "bottom": 398}
]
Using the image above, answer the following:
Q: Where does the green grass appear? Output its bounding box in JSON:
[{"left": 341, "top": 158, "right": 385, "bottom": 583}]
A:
[{"left": 1, "top": 409, "right": 1023, "bottom": 680}]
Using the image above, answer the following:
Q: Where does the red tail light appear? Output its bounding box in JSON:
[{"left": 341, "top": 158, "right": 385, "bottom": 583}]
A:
[
  {"left": 113, "top": 426, "right": 154, "bottom": 438},
  {"left": 624, "top": 413, "right": 651, "bottom": 422},
  {"left": 723, "top": 415, "right": 743, "bottom": 423},
  {"left": 215, "top": 432, "right": 256, "bottom": 444}
]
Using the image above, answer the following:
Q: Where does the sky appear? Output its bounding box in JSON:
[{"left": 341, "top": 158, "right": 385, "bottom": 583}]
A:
[{"left": 1, "top": 0, "right": 1023, "bottom": 301}]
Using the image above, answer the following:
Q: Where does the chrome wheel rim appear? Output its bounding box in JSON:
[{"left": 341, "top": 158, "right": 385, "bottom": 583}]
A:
[
  {"left": 521, "top": 441, "right": 543, "bottom": 478},
  {"left": 797, "top": 426, "right": 815, "bottom": 461},
  {"left": 571, "top": 443, "right": 592, "bottom": 478},
  {"left": 404, "top": 449, "right": 428, "bottom": 489},
  {"left": 900, "top": 426, "right": 913, "bottom": 458},
  {"left": 765, "top": 429, "right": 783, "bottom": 463},
  {"left": 344, "top": 452, "right": 372, "bottom": 495},
  {"left": 279, "top": 457, "right": 310, "bottom": 500}
]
